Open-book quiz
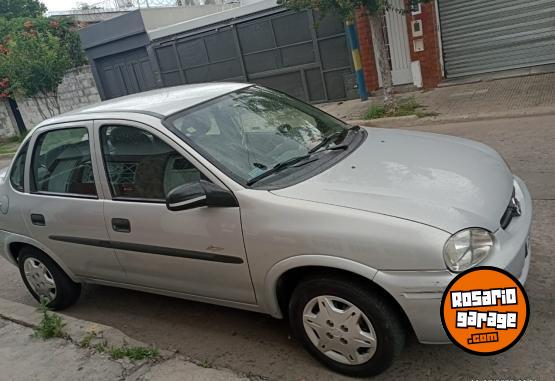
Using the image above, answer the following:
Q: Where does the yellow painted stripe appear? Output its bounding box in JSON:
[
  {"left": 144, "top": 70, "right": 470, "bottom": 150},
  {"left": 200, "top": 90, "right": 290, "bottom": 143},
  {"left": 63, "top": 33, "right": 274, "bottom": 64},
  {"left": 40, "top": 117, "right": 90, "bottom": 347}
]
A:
[{"left": 351, "top": 49, "right": 362, "bottom": 71}]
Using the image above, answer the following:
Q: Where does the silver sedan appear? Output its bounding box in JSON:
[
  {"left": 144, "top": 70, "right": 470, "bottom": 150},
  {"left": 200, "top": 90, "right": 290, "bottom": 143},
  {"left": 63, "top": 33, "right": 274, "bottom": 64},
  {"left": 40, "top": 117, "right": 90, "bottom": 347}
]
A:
[{"left": 0, "top": 83, "right": 531, "bottom": 377}]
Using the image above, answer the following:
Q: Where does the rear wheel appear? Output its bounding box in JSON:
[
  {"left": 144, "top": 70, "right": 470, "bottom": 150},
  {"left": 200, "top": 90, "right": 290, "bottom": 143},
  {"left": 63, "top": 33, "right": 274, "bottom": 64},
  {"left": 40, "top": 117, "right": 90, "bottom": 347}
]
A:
[
  {"left": 288, "top": 276, "right": 405, "bottom": 377},
  {"left": 18, "top": 246, "right": 81, "bottom": 310}
]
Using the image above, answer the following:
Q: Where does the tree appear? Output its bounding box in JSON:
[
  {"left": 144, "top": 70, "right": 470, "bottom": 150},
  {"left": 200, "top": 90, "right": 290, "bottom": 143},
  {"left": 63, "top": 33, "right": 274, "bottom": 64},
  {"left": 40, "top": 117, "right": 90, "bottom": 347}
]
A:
[
  {"left": 0, "top": 0, "right": 46, "bottom": 19},
  {"left": 0, "top": 29, "right": 71, "bottom": 118},
  {"left": 0, "top": 18, "right": 86, "bottom": 119},
  {"left": 0, "top": 17, "right": 87, "bottom": 68},
  {"left": 278, "top": 0, "right": 430, "bottom": 112}
]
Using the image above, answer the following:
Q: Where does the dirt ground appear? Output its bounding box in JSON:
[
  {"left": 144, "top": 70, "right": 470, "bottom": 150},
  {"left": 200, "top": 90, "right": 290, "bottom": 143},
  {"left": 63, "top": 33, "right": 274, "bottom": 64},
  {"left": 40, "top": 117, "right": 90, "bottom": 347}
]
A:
[{"left": 0, "top": 115, "right": 553, "bottom": 380}]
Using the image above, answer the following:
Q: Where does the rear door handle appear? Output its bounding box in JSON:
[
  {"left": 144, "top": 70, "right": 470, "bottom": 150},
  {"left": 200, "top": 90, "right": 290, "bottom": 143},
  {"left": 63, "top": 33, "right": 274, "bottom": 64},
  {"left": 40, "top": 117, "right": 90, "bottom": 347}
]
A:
[
  {"left": 31, "top": 214, "right": 45, "bottom": 226},
  {"left": 111, "top": 218, "right": 130, "bottom": 233}
]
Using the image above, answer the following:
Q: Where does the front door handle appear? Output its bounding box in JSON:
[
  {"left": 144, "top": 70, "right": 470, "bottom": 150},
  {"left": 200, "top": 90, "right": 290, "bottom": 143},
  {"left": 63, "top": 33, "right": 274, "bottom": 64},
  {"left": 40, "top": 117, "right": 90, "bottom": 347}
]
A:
[{"left": 112, "top": 218, "right": 130, "bottom": 233}]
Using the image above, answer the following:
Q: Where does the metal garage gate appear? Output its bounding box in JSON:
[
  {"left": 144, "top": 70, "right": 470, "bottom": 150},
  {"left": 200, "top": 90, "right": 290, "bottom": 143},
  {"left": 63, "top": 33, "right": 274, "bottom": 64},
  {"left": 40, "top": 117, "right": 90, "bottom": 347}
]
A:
[
  {"left": 153, "top": 10, "right": 355, "bottom": 102},
  {"left": 438, "top": 0, "right": 555, "bottom": 78},
  {"left": 97, "top": 48, "right": 157, "bottom": 99}
]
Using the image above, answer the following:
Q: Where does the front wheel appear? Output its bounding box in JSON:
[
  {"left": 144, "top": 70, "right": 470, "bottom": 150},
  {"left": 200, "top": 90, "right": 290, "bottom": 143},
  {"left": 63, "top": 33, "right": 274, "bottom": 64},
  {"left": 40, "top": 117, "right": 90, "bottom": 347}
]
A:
[{"left": 288, "top": 276, "right": 405, "bottom": 377}]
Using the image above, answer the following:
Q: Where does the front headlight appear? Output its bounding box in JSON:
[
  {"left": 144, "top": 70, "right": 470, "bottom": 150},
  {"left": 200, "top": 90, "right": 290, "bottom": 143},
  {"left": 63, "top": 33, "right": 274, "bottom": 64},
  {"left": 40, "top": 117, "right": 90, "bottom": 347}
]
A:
[{"left": 443, "top": 228, "right": 494, "bottom": 272}]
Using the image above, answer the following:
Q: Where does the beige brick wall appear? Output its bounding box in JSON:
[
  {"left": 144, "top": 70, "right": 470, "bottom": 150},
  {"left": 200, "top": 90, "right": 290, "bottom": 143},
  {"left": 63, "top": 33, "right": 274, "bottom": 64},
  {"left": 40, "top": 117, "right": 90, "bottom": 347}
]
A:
[
  {"left": 16, "top": 65, "right": 101, "bottom": 129},
  {"left": 0, "top": 100, "right": 17, "bottom": 139}
]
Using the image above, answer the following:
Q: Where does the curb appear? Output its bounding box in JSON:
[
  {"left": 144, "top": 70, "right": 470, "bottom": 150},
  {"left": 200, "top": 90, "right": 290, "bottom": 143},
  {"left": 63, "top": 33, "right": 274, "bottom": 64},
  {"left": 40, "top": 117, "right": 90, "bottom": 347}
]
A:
[
  {"left": 0, "top": 297, "right": 251, "bottom": 380},
  {"left": 347, "top": 107, "right": 555, "bottom": 128},
  {"left": 0, "top": 297, "right": 160, "bottom": 353}
]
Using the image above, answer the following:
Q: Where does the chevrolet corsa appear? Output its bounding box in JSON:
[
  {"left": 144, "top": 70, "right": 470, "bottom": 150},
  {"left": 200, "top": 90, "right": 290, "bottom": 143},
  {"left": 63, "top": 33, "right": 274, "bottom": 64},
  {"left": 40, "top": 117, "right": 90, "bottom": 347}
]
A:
[{"left": 0, "top": 84, "right": 531, "bottom": 376}]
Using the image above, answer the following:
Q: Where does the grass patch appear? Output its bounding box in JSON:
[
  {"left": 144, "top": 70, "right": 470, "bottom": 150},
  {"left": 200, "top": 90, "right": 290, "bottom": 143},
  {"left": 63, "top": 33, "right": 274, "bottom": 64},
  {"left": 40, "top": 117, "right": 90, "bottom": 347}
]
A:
[
  {"left": 108, "top": 345, "right": 160, "bottom": 361},
  {"left": 84, "top": 335, "right": 159, "bottom": 361},
  {"left": 0, "top": 133, "right": 27, "bottom": 154},
  {"left": 94, "top": 342, "right": 108, "bottom": 353},
  {"left": 80, "top": 332, "right": 97, "bottom": 348},
  {"left": 364, "top": 97, "right": 438, "bottom": 120},
  {"left": 33, "top": 302, "right": 65, "bottom": 340},
  {"left": 0, "top": 141, "right": 20, "bottom": 154},
  {"left": 364, "top": 104, "right": 386, "bottom": 120},
  {"left": 394, "top": 97, "right": 421, "bottom": 117},
  {"left": 198, "top": 360, "right": 213, "bottom": 368}
]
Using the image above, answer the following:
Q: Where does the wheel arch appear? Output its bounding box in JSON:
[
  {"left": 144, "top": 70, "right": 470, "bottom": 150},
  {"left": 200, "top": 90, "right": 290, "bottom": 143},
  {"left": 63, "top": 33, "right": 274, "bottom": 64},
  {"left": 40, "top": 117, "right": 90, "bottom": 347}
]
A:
[
  {"left": 264, "top": 256, "right": 413, "bottom": 335},
  {"left": 3, "top": 233, "right": 80, "bottom": 282}
]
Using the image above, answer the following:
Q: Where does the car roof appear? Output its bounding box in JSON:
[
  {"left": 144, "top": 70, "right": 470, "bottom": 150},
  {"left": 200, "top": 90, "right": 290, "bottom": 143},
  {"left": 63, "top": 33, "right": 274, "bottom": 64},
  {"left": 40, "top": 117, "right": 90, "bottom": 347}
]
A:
[{"left": 42, "top": 82, "right": 252, "bottom": 125}]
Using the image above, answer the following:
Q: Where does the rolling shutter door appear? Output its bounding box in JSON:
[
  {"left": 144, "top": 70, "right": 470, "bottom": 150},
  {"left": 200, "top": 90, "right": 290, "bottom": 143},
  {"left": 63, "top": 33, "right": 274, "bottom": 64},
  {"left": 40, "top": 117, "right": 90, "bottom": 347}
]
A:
[{"left": 438, "top": 0, "right": 555, "bottom": 78}]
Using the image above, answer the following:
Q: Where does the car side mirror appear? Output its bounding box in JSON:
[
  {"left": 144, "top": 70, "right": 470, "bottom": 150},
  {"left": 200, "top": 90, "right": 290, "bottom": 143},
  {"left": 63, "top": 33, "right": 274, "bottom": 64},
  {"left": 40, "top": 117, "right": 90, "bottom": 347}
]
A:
[{"left": 166, "top": 180, "right": 238, "bottom": 211}]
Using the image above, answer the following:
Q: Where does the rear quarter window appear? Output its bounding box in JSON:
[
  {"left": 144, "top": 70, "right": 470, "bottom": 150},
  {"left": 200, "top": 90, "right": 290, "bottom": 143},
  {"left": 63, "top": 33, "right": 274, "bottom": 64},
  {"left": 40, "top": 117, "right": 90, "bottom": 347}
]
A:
[{"left": 9, "top": 142, "right": 29, "bottom": 192}]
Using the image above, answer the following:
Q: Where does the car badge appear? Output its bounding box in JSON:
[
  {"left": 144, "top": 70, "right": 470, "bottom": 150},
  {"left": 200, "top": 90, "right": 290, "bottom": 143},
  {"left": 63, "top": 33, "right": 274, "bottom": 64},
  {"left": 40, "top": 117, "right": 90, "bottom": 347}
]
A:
[{"left": 511, "top": 196, "right": 522, "bottom": 217}]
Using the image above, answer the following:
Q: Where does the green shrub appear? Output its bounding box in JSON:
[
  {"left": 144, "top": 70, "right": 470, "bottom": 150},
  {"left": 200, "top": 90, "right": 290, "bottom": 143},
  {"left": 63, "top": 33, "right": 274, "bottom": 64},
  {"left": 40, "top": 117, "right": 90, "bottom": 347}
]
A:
[
  {"left": 80, "top": 332, "right": 96, "bottom": 348},
  {"left": 364, "top": 104, "right": 386, "bottom": 119},
  {"left": 33, "top": 302, "right": 65, "bottom": 340},
  {"left": 395, "top": 97, "right": 420, "bottom": 116},
  {"left": 363, "top": 97, "right": 435, "bottom": 120}
]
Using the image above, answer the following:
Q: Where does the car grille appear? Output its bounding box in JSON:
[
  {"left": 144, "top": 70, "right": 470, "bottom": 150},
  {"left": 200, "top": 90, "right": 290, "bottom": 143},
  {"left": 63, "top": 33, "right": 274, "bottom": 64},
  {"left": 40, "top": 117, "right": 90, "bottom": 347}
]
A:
[{"left": 500, "top": 187, "right": 521, "bottom": 230}]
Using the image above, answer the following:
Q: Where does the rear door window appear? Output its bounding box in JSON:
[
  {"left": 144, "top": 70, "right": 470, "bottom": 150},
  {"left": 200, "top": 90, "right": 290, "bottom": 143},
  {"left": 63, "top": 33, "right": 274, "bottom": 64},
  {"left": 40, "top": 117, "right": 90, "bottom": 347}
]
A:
[{"left": 31, "top": 128, "right": 97, "bottom": 197}]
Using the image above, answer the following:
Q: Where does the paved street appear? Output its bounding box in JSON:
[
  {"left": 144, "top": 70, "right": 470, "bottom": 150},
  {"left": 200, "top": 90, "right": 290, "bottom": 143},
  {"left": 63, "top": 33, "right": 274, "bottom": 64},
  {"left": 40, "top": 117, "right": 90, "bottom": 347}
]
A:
[{"left": 0, "top": 115, "right": 553, "bottom": 380}]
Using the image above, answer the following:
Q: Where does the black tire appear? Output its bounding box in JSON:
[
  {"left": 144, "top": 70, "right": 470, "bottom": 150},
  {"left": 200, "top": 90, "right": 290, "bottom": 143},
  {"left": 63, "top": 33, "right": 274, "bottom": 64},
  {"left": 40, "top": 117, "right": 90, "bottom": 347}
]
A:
[
  {"left": 18, "top": 246, "right": 81, "bottom": 310},
  {"left": 288, "top": 276, "right": 405, "bottom": 377}
]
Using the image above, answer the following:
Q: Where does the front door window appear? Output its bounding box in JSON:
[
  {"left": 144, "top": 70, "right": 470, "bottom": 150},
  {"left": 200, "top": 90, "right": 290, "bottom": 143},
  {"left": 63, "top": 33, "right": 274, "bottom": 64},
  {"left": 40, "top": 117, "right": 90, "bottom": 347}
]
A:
[{"left": 100, "top": 125, "right": 203, "bottom": 201}]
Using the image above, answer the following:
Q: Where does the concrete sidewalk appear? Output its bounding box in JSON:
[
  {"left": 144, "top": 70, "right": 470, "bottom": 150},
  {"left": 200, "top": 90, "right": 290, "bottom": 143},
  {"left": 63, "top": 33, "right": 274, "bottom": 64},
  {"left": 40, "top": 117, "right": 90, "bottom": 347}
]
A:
[
  {"left": 319, "top": 72, "right": 555, "bottom": 127},
  {"left": 0, "top": 298, "right": 251, "bottom": 381}
]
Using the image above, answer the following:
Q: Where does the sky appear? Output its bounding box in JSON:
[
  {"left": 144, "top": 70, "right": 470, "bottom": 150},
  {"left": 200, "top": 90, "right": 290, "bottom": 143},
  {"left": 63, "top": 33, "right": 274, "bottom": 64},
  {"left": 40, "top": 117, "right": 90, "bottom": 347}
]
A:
[{"left": 42, "top": 0, "right": 99, "bottom": 12}]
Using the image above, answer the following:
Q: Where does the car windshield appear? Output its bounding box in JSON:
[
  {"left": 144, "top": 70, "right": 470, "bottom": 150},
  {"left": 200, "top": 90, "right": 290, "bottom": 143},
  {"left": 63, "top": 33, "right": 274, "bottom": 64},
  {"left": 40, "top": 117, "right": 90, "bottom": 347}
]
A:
[{"left": 166, "top": 86, "right": 349, "bottom": 185}]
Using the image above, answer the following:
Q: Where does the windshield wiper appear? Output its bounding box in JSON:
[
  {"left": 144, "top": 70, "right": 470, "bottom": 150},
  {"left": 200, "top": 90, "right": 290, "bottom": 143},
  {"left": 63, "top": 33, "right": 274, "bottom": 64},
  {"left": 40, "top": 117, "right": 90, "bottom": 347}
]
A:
[
  {"left": 247, "top": 154, "right": 311, "bottom": 186},
  {"left": 247, "top": 127, "right": 358, "bottom": 186},
  {"left": 308, "top": 129, "right": 350, "bottom": 154}
]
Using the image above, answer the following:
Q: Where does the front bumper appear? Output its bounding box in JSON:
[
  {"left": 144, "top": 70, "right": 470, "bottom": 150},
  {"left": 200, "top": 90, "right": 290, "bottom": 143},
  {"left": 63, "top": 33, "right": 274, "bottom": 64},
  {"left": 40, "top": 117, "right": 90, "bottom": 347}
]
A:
[{"left": 373, "top": 176, "right": 532, "bottom": 344}]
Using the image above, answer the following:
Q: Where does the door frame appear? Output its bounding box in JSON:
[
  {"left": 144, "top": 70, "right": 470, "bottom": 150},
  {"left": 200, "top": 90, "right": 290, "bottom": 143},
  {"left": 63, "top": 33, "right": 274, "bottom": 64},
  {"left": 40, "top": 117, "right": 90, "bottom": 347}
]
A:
[{"left": 90, "top": 118, "right": 257, "bottom": 305}]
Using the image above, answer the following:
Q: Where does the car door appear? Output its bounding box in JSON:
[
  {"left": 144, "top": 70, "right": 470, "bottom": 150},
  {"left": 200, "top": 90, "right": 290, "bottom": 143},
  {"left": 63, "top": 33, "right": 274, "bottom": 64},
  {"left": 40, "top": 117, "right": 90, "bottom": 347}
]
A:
[
  {"left": 21, "top": 122, "right": 126, "bottom": 282},
  {"left": 93, "top": 120, "right": 256, "bottom": 304}
]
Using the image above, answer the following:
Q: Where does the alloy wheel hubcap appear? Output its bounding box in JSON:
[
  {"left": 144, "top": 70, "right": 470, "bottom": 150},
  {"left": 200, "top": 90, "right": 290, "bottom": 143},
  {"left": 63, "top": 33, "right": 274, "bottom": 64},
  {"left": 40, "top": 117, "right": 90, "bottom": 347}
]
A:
[
  {"left": 302, "top": 295, "right": 377, "bottom": 365},
  {"left": 23, "top": 258, "right": 57, "bottom": 303}
]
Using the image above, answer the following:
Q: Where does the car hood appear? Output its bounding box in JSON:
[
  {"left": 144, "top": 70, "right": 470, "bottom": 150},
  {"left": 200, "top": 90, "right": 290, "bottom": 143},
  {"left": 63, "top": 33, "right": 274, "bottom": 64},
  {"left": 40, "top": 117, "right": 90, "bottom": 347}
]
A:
[{"left": 271, "top": 128, "right": 514, "bottom": 233}]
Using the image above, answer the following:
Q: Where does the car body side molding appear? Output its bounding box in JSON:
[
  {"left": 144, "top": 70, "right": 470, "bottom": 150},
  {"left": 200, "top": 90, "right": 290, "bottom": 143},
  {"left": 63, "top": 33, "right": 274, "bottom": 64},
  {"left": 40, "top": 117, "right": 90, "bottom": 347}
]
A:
[{"left": 49, "top": 235, "right": 244, "bottom": 264}]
